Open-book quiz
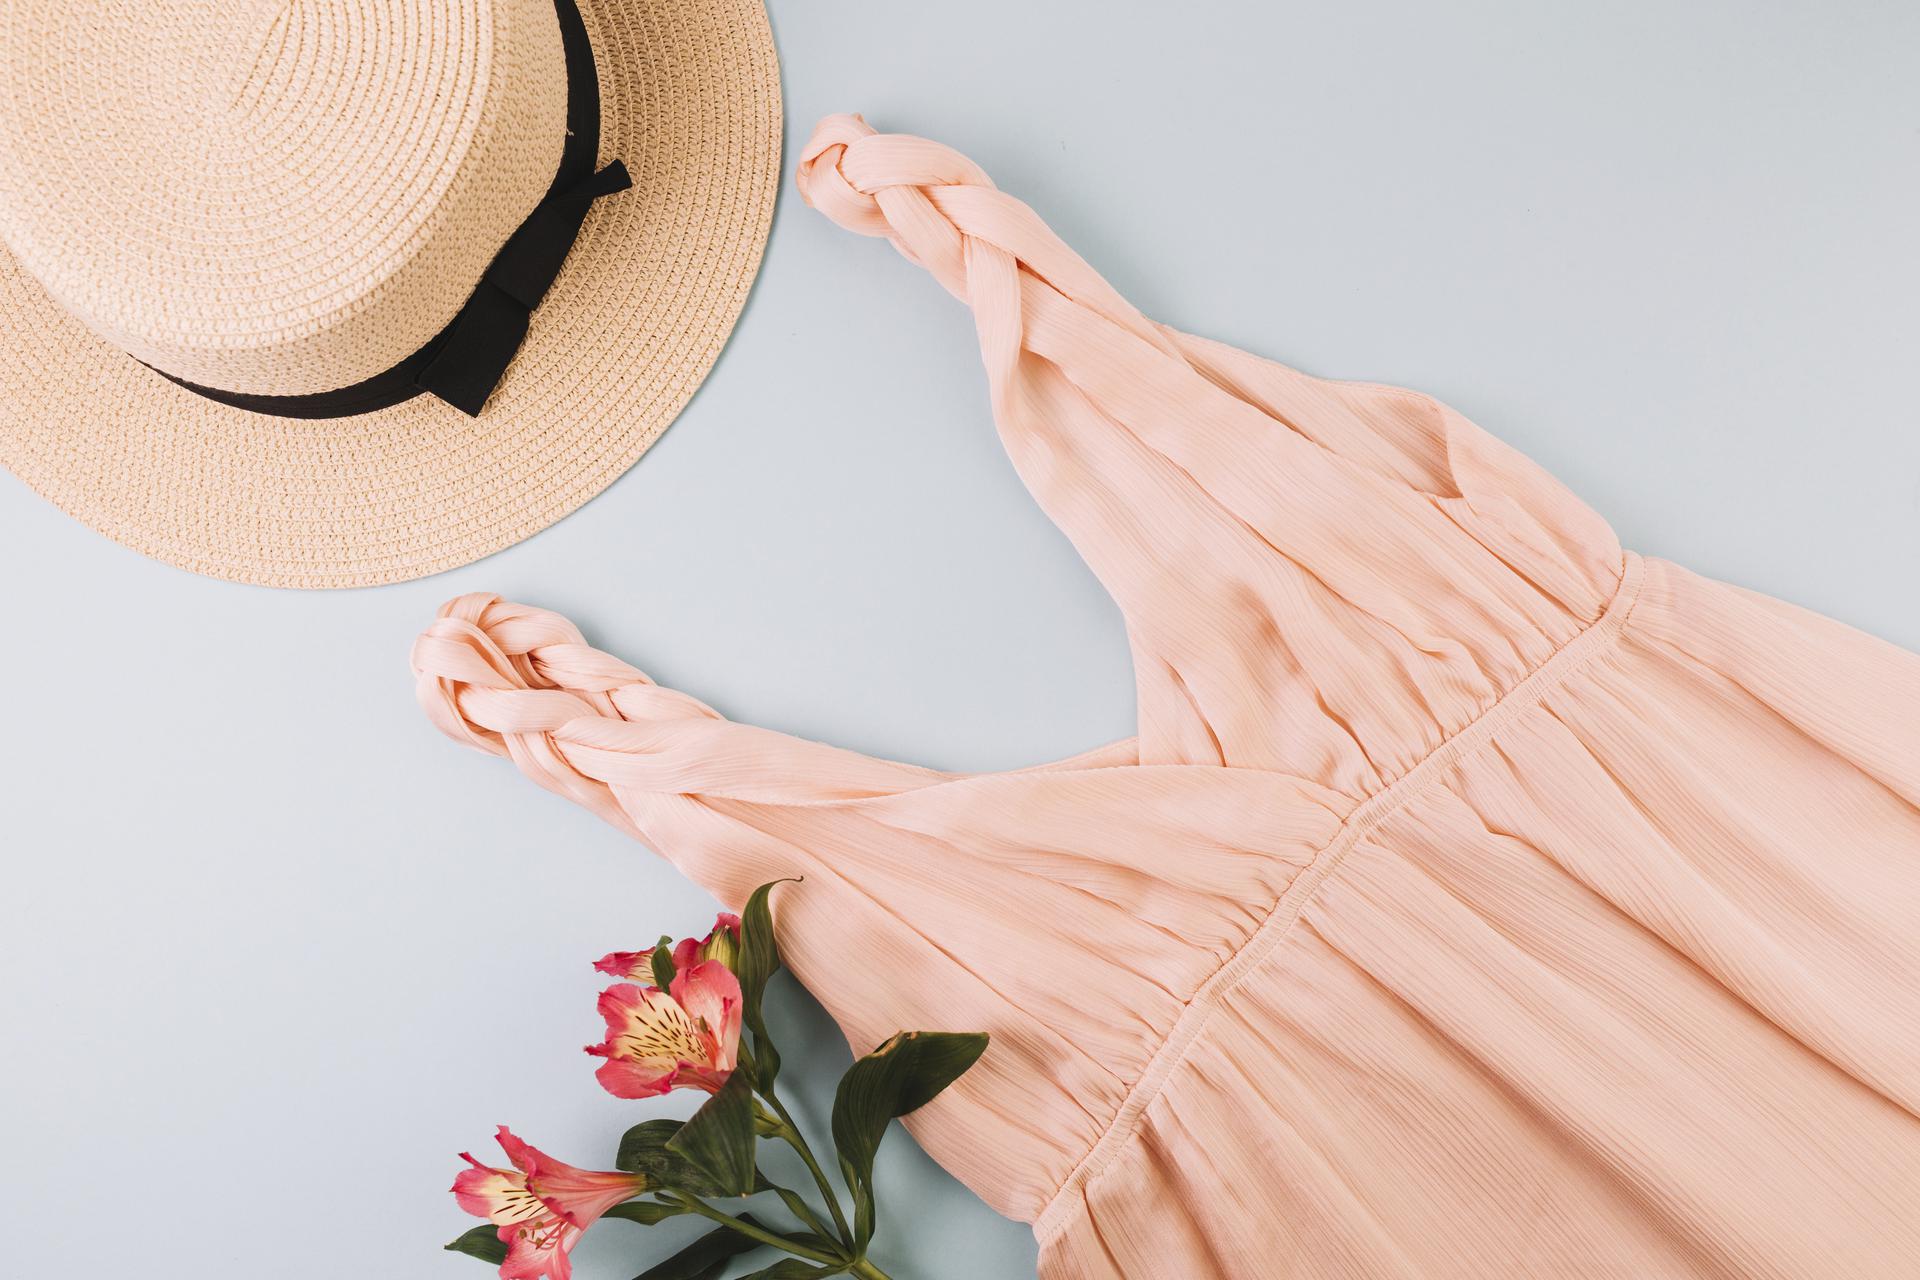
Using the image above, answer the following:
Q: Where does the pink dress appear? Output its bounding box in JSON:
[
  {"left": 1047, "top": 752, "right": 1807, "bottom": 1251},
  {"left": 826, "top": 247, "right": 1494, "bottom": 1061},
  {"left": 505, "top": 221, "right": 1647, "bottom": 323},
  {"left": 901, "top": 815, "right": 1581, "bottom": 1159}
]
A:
[{"left": 413, "top": 115, "right": 1920, "bottom": 1278}]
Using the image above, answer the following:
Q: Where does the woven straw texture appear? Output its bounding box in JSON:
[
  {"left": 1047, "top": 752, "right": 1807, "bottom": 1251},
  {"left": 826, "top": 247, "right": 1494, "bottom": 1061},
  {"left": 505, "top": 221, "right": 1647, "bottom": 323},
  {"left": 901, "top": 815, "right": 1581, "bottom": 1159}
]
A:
[{"left": 0, "top": 0, "right": 782, "bottom": 588}]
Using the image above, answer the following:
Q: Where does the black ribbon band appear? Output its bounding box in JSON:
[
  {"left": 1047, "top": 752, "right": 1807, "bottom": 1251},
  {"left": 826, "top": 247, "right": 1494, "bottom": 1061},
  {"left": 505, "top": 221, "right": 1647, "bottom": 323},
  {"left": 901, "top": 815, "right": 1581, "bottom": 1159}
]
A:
[{"left": 155, "top": 0, "right": 628, "bottom": 420}]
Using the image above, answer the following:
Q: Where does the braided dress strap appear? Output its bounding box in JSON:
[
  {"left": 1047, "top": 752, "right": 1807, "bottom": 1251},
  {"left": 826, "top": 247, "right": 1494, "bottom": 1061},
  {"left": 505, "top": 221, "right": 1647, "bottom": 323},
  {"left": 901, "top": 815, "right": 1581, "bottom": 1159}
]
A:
[
  {"left": 413, "top": 592, "right": 940, "bottom": 829},
  {"left": 798, "top": 113, "right": 1178, "bottom": 364}
]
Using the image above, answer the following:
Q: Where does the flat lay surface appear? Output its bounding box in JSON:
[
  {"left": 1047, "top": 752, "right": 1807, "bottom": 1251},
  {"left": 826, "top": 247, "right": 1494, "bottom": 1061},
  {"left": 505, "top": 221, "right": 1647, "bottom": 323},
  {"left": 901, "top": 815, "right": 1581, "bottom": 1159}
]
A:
[{"left": 2, "top": 2, "right": 1915, "bottom": 1277}]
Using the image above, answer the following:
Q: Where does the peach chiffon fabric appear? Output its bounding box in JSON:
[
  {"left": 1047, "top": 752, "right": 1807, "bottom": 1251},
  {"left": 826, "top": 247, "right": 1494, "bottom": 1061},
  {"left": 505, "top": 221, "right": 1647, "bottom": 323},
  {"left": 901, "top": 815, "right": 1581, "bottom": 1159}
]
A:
[{"left": 411, "top": 115, "right": 1920, "bottom": 1277}]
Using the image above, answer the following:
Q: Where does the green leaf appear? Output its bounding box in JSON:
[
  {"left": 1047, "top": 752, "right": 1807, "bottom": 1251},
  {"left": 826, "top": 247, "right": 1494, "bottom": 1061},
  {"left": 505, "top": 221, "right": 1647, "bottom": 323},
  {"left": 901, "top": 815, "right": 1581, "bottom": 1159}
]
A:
[
  {"left": 735, "top": 879, "right": 798, "bottom": 1087},
  {"left": 651, "top": 938, "right": 677, "bottom": 991},
  {"left": 765, "top": 1185, "right": 844, "bottom": 1245},
  {"left": 782, "top": 1231, "right": 844, "bottom": 1255},
  {"left": 616, "top": 1119, "right": 729, "bottom": 1197},
  {"left": 631, "top": 1216, "right": 768, "bottom": 1280},
  {"left": 773, "top": 1185, "right": 823, "bottom": 1231},
  {"left": 443, "top": 1225, "right": 507, "bottom": 1266},
  {"left": 603, "top": 1198, "right": 691, "bottom": 1226},
  {"left": 751, "top": 1019, "right": 783, "bottom": 1091},
  {"left": 830, "top": 1031, "right": 989, "bottom": 1249},
  {"left": 736, "top": 881, "right": 792, "bottom": 1010},
  {"left": 667, "top": 1071, "right": 758, "bottom": 1196}
]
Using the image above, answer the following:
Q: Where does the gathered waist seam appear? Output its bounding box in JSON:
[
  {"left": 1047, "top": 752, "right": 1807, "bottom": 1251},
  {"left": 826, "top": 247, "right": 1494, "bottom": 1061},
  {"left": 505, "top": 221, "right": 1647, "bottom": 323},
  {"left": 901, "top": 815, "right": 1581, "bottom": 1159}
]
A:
[{"left": 1032, "top": 551, "right": 1648, "bottom": 1242}]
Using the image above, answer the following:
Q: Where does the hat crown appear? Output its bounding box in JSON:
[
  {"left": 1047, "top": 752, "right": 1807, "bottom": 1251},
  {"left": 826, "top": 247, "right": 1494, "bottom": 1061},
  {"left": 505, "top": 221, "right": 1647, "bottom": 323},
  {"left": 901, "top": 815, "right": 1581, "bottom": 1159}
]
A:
[{"left": 0, "top": 0, "right": 568, "bottom": 395}]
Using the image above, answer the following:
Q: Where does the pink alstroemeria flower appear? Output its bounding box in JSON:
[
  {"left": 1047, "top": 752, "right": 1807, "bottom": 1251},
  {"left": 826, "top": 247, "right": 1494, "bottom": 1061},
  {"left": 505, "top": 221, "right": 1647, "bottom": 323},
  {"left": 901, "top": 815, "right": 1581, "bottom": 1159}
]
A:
[
  {"left": 594, "top": 912, "right": 742, "bottom": 982},
  {"left": 451, "top": 1127, "right": 646, "bottom": 1280},
  {"left": 585, "top": 960, "right": 742, "bottom": 1099},
  {"left": 672, "top": 911, "right": 742, "bottom": 971}
]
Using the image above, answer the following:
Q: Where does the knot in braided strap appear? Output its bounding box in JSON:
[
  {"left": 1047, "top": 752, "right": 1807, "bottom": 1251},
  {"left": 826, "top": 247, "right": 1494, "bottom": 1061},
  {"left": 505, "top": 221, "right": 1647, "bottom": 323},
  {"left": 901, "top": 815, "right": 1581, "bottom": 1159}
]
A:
[
  {"left": 796, "top": 113, "right": 1176, "bottom": 367},
  {"left": 797, "top": 113, "right": 998, "bottom": 302},
  {"left": 410, "top": 593, "right": 723, "bottom": 831}
]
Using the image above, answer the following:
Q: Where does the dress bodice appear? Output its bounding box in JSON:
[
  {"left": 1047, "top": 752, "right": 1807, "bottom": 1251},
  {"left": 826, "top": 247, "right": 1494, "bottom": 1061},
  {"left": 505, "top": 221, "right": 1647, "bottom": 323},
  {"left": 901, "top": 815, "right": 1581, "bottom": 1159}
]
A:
[{"left": 411, "top": 114, "right": 1634, "bottom": 1222}]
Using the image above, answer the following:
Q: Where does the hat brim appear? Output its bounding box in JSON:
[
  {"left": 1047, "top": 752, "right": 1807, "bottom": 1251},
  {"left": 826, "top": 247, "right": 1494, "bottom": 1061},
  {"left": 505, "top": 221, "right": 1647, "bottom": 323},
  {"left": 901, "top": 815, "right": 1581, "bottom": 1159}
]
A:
[{"left": 0, "top": 0, "right": 782, "bottom": 588}]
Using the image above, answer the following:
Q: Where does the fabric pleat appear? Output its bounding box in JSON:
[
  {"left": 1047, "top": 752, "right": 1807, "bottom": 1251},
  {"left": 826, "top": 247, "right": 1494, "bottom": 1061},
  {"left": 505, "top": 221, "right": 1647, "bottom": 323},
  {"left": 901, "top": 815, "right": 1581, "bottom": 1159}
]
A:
[{"left": 411, "top": 114, "right": 1920, "bottom": 1276}]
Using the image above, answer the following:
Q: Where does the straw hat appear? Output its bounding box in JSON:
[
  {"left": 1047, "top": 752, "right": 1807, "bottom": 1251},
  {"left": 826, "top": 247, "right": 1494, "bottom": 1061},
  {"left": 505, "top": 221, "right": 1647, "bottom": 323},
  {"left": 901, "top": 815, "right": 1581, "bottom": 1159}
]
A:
[{"left": 0, "top": 0, "right": 781, "bottom": 588}]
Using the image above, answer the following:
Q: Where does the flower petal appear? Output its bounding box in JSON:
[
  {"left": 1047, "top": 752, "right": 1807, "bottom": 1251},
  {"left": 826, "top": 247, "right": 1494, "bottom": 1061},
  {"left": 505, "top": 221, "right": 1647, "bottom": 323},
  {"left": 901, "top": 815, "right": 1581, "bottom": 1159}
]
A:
[
  {"left": 670, "top": 961, "right": 743, "bottom": 1071},
  {"left": 493, "top": 1126, "right": 538, "bottom": 1174},
  {"left": 590, "top": 1054, "right": 679, "bottom": 1100},
  {"left": 592, "top": 951, "right": 652, "bottom": 981},
  {"left": 452, "top": 1154, "right": 545, "bottom": 1226},
  {"left": 498, "top": 1216, "right": 581, "bottom": 1280},
  {"left": 595, "top": 983, "right": 713, "bottom": 1068},
  {"left": 523, "top": 1159, "right": 647, "bottom": 1227}
]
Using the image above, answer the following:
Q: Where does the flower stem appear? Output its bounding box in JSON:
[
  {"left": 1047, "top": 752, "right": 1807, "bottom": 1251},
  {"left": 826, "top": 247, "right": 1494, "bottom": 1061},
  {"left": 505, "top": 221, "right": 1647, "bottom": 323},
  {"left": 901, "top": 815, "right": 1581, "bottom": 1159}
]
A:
[
  {"left": 660, "top": 1194, "right": 844, "bottom": 1266},
  {"left": 759, "top": 1087, "right": 853, "bottom": 1245},
  {"left": 849, "top": 1259, "right": 893, "bottom": 1280}
]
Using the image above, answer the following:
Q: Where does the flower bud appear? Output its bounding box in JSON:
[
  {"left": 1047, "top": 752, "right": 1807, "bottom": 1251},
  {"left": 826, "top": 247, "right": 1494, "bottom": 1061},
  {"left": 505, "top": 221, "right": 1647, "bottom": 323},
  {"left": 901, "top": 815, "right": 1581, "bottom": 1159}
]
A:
[{"left": 671, "top": 912, "right": 742, "bottom": 973}]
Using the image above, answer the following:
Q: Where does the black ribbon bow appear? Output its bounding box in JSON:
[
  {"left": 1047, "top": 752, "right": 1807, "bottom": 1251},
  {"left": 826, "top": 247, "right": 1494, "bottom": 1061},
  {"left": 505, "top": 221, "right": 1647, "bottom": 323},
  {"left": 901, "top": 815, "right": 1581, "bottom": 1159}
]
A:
[
  {"left": 414, "top": 160, "right": 631, "bottom": 417},
  {"left": 149, "top": 0, "right": 627, "bottom": 421}
]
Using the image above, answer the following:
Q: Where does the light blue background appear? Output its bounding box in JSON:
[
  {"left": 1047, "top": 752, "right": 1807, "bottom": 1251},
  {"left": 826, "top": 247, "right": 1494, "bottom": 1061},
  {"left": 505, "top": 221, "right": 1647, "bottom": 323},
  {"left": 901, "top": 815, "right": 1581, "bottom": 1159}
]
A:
[{"left": 1, "top": 2, "right": 1914, "bottom": 1278}]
